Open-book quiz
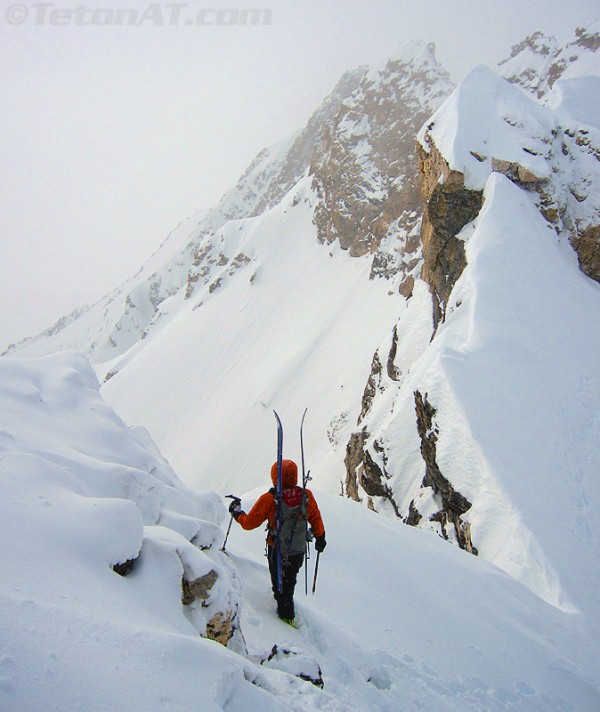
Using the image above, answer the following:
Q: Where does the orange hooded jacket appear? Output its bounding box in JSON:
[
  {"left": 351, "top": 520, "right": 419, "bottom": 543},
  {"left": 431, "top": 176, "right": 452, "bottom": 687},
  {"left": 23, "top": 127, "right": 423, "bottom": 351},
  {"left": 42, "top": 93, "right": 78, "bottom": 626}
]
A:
[{"left": 237, "top": 459, "right": 325, "bottom": 545}]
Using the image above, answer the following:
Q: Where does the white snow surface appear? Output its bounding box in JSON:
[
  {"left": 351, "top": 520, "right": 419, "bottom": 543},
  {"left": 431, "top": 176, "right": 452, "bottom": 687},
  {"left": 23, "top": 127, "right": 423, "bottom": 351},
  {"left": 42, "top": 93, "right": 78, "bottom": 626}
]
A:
[
  {"left": 546, "top": 75, "right": 600, "bottom": 129},
  {"left": 418, "top": 64, "right": 600, "bottom": 240},
  {"left": 1, "top": 351, "right": 599, "bottom": 710},
  {"left": 100, "top": 178, "right": 401, "bottom": 497}
]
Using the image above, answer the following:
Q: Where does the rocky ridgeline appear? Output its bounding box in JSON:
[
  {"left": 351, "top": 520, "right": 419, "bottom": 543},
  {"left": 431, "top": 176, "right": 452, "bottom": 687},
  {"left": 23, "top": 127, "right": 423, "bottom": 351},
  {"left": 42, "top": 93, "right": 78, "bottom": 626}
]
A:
[
  {"left": 126, "top": 43, "right": 455, "bottom": 342},
  {"left": 499, "top": 23, "right": 600, "bottom": 98},
  {"left": 310, "top": 42, "right": 453, "bottom": 292},
  {"left": 344, "top": 24, "right": 600, "bottom": 554}
]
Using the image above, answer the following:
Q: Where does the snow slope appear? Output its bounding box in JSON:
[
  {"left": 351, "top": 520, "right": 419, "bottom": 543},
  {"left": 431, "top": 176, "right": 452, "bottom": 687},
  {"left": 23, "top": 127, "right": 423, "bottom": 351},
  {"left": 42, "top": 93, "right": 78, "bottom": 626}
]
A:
[
  {"left": 100, "top": 177, "right": 401, "bottom": 496},
  {"left": 2, "top": 65, "right": 367, "bottom": 365},
  {"left": 232, "top": 490, "right": 600, "bottom": 711},
  {"left": 2, "top": 30, "right": 600, "bottom": 709},
  {"left": 2, "top": 352, "right": 599, "bottom": 711}
]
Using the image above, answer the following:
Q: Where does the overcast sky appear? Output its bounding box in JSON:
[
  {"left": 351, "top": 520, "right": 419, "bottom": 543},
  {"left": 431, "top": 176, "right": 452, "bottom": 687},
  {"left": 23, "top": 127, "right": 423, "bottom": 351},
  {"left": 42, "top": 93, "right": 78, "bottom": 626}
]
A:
[{"left": 1, "top": 0, "right": 598, "bottom": 351}]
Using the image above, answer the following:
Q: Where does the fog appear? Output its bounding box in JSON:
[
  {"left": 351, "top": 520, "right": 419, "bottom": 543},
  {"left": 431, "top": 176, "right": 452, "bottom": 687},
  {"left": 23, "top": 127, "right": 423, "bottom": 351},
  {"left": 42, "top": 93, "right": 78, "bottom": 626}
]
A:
[{"left": 1, "top": 0, "right": 597, "bottom": 350}]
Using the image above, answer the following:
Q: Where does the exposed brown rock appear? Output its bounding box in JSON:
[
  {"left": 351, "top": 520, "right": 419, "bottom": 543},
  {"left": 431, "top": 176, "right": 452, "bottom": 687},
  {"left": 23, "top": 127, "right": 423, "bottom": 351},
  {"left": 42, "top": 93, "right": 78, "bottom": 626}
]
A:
[
  {"left": 405, "top": 499, "right": 422, "bottom": 526},
  {"left": 570, "top": 224, "right": 600, "bottom": 283},
  {"left": 386, "top": 326, "right": 401, "bottom": 381},
  {"left": 344, "top": 430, "right": 366, "bottom": 502},
  {"left": 181, "top": 569, "right": 219, "bottom": 606},
  {"left": 205, "top": 611, "right": 235, "bottom": 646},
  {"left": 359, "top": 352, "right": 383, "bottom": 424},
  {"left": 413, "top": 390, "right": 478, "bottom": 555},
  {"left": 310, "top": 47, "right": 453, "bottom": 277},
  {"left": 399, "top": 274, "right": 415, "bottom": 298},
  {"left": 491, "top": 157, "right": 545, "bottom": 185},
  {"left": 344, "top": 430, "right": 401, "bottom": 516},
  {"left": 360, "top": 448, "right": 401, "bottom": 517},
  {"left": 112, "top": 558, "right": 136, "bottom": 577},
  {"left": 418, "top": 141, "right": 483, "bottom": 328}
]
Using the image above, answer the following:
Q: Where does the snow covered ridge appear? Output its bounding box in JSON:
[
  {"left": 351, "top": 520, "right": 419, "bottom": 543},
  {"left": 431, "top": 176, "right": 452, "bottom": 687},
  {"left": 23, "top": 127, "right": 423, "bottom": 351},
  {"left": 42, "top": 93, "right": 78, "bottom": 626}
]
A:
[
  {"left": 0, "top": 353, "right": 347, "bottom": 710},
  {"left": 1, "top": 66, "right": 367, "bottom": 364},
  {"left": 418, "top": 64, "right": 600, "bottom": 284},
  {"left": 346, "top": 61, "right": 600, "bottom": 613}
]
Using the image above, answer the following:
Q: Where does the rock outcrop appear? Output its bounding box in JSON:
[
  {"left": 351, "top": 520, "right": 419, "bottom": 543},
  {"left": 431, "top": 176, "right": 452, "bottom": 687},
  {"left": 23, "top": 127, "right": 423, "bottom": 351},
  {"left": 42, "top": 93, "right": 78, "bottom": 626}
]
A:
[
  {"left": 261, "top": 645, "right": 324, "bottom": 689},
  {"left": 411, "top": 391, "right": 477, "bottom": 554},
  {"left": 499, "top": 24, "right": 600, "bottom": 98},
  {"left": 310, "top": 42, "right": 453, "bottom": 288},
  {"left": 417, "top": 139, "right": 483, "bottom": 328}
]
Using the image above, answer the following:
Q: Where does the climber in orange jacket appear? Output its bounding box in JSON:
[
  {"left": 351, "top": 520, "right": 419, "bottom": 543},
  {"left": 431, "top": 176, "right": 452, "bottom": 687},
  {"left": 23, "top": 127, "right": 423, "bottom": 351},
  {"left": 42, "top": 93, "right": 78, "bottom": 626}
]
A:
[{"left": 229, "top": 459, "right": 326, "bottom": 623}]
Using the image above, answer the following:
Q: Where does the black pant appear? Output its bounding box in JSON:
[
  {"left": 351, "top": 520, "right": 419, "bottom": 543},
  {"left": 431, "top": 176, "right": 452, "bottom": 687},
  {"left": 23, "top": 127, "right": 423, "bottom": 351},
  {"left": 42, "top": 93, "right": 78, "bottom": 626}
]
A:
[{"left": 267, "top": 546, "right": 304, "bottom": 619}]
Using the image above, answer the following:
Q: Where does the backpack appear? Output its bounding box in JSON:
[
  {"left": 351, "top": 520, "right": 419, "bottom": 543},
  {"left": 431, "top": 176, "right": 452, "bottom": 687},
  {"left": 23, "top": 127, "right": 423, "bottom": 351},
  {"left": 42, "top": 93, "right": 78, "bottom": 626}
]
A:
[{"left": 270, "top": 486, "right": 308, "bottom": 557}]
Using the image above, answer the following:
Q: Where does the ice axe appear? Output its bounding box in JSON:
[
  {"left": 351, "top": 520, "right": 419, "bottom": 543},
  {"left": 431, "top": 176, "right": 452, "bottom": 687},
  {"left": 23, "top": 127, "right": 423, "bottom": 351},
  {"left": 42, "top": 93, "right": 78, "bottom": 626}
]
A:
[{"left": 221, "top": 495, "right": 241, "bottom": 552}]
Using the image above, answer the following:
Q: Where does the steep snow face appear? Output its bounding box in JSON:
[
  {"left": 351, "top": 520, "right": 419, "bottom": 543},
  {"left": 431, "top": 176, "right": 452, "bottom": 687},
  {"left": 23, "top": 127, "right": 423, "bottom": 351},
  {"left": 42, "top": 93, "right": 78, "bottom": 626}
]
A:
[
  {"left": 348, "top": 172, "right": 600, "bottom": 613},
  {"left": 499, "top": 23, "right": 600, "bottom": 97},
  {"left": 100, "top": 178, "right": 401, "bottom": 497},
  {"left": 311, "top": 41, "right": 453, "bottom": 291},
  {"left": 4, "top": 43, "right": 451, "bottom": 365}
]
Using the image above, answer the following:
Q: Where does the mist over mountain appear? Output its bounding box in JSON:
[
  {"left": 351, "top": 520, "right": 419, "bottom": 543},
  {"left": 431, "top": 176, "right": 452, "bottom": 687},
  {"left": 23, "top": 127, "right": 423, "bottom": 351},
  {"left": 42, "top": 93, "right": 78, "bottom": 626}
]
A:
[{"left": 2, "top": 23, "right": 600, "bottom": 711}]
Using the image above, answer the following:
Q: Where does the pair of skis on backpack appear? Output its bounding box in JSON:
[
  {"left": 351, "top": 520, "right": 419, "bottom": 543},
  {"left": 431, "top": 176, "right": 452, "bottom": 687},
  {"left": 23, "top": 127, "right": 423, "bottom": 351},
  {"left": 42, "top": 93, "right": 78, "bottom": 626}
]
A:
[{"left": 274, "top": 409, "right": 320, "bottom": 596}]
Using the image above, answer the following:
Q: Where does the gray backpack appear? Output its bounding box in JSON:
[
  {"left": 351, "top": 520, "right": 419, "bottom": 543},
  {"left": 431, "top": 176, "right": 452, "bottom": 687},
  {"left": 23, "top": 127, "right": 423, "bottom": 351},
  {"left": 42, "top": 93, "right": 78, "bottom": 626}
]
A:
[{"left": 271, "top": 486, "right": 308, "bottom": 556}]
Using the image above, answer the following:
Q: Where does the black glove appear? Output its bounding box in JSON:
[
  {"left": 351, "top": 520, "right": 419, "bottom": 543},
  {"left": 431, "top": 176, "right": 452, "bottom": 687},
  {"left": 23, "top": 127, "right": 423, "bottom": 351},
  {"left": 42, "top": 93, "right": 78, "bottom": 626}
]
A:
[
  {"left": 315, "top": 535, "right": 326, "bottom": 553},
  {"left": 228, "top": 499, "right": 242, "bottom": 520}
]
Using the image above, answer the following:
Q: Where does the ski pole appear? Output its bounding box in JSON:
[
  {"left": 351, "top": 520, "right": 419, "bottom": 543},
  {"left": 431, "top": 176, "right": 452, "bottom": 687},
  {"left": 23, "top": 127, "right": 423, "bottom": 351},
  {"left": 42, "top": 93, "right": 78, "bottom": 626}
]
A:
[
  {"left": 312, "top": 551, "right": 321, "bottom": 594},
  {"left": 305, "top": 542, "right": 309, "bottom": 596},
  {"left": 221, "top": 495, "right": 241, "bottom": 552}
]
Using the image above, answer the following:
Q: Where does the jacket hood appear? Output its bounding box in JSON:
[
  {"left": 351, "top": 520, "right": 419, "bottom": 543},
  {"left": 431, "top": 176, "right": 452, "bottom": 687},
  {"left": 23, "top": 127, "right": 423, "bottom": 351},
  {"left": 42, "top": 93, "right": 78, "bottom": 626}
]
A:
[{"left": 270, "top": 459, "right": 298, "bottom": 488}]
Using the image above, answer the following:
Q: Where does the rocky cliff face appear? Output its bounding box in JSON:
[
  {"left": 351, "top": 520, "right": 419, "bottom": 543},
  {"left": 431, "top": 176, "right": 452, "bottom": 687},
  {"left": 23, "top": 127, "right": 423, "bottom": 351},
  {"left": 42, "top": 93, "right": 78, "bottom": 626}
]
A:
[
  {"left": 417, "top": 140, "right": 482, "bottom": 329},
  {"left": 310, "top": 42, "right": 453, "bottom": 292}
]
